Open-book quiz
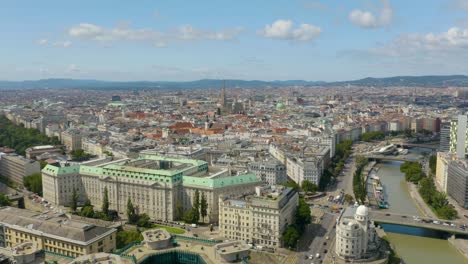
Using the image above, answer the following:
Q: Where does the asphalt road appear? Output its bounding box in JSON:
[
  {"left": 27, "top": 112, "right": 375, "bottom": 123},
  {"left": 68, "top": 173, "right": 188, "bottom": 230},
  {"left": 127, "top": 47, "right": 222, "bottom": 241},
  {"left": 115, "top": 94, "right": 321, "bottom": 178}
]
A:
[{"left": 298, "top": 212, "right": 337, "bottom": 264}]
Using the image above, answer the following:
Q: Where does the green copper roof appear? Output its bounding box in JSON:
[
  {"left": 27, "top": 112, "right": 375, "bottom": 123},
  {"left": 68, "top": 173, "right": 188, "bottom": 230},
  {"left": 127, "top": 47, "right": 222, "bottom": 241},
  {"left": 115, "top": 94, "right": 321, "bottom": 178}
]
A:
[
  {"left": 42, "top": 164, "right": 80, "bottom": 176},
  {"left": 183, "top": 173, "right": 260, "bottom": 188}
]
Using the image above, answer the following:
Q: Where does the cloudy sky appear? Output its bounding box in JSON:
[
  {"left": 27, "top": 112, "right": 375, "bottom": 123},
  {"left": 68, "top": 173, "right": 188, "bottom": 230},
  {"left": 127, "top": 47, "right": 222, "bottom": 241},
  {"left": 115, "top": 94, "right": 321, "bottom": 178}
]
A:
[{"left": 2, "top": 0, "right": 468, "bottom": 81}]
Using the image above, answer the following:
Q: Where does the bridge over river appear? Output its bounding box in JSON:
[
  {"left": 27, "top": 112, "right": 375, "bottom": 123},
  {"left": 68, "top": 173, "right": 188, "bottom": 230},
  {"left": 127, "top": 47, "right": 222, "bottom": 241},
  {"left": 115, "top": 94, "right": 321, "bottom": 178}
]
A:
[
  {"left": 371, "top": 211, "right": 468, "bottom": 235},
  {"left": 362, "top": 154, "right": 418, "bottom": 162}
]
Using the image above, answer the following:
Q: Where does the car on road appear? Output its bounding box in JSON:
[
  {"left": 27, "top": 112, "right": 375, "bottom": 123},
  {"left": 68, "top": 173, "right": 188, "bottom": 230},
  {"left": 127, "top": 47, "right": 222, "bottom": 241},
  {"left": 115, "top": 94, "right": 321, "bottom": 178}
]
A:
[
  {"left": 323, "top": 249, "right": 328, "bottom": 253},
  {"left": 433, "top": 220, "right": 441, "bottom": 225},
  {"left": 385, "top": 213, "right": 391, "bottom": 216}
]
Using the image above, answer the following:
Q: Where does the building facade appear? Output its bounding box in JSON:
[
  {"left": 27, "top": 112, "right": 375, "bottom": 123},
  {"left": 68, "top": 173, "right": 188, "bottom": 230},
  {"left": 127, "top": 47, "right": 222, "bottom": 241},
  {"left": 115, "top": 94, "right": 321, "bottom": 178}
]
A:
[
  {"left": 446, "top": 159, "right": 468, "bottom": 209},
  {"left": 440, "top": 123, "right": 451, "bottom": 152},
  {"left": 248, "top": 159, "right": 287, "bottom": 185},
  {"left": 450, "top": 114, "right": 468, "bottom": 158},
  {"left": 219, "top": 186, "right": 298, "bottom": 248},
  {"left": 0, "top": 207, "right": 116, "bottom": 258},
  {"left": 0, "top": 153, "right": 40, "bottom": 186},
  {"left": 42, "top": 154, "right": 261, "bottom": 223},
  {"left": 335, "top": 205, "right": 379, "bottom": 261}
]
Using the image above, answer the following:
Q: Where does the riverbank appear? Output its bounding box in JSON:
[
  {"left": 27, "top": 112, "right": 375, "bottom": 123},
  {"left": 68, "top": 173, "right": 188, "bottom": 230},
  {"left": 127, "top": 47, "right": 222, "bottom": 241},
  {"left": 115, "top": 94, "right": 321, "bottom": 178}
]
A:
[
  {"left": 406, "top": 182, "right": 437, "bottom": 218},
  {"left": 448, "top": 236, "right": 468, "bottom": 259}
]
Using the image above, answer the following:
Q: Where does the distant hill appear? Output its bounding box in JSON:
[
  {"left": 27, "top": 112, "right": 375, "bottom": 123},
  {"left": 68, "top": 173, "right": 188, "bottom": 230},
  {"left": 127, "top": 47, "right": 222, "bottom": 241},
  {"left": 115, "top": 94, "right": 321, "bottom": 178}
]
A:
[
  {"left": 0, "top": 75, "right": 467, "bottom": 90},
  {"left": 330, "top": 75, "right": 468, "bottom": 87},
  {"left": 0, "top": 79, "right": 326, "bottom": 90}
]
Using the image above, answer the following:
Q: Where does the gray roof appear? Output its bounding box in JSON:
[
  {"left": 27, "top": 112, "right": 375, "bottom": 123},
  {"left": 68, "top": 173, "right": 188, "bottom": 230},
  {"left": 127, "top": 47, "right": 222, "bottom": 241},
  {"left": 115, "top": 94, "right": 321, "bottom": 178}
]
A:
[{"left": 0, "top": 207, "right": 116, "bottom": 245}]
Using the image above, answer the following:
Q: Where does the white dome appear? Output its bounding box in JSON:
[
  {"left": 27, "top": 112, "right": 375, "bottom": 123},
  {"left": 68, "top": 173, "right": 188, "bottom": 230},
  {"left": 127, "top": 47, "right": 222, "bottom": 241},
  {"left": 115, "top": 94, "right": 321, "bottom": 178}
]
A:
[{"left": 355, "top": 205, "right": 369, "bottom": 216}]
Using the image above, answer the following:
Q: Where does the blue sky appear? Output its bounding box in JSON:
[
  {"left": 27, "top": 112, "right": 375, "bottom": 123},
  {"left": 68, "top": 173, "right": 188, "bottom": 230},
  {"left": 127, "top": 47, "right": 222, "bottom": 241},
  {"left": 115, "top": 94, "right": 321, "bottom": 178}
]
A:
[{"left": 2, "top": 0, "right": 468, "bottom": 81}]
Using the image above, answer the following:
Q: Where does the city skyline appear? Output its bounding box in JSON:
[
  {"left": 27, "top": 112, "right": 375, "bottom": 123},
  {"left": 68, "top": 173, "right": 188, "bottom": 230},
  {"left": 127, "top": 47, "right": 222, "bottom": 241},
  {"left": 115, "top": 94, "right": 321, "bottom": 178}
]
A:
[{"left": 3, "top": 0, "right": 468, "bottom": 81}]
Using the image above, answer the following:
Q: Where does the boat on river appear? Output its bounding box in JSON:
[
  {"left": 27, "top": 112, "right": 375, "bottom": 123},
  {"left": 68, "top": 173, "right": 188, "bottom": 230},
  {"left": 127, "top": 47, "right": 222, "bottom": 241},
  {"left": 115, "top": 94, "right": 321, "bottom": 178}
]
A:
[{"left": 372, "top": 177, "right": 389, "bottom": 209}]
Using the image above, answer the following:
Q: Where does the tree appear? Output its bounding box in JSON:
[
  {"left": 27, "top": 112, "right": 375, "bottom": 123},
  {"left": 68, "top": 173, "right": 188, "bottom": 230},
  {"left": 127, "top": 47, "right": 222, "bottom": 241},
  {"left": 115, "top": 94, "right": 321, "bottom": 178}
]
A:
[
  {"left": 23, "top": 173, "right": 43, "bottom": 196},
  {"left": 70, "top": 149, "right": 92, "bottom": 162},
  {"left": 127, "top": 198, "right": 138, "bottom": 224},
  {"left": 137, "top": 213, "right": 152, "bottom": 228},
  {"left": 183, "top": 208, "right": 199, "bottom": 224},
  {"left": 200, "top": 193, "right": 208, "bottom": 222},
  {"left": 301, "top": 180, "right": 318, "bottom": 194},
  {"left": 281, "top": 181, "right": 300, "bottom": 192},
  {"left": 80, "top": 205, "right": 95, "bottom": 218},
  {"left": 176, "top": 200, "right": 184, "bottom": 219},
  {"left": 295, "top": 198, "right": 312, "bottom": 231},
  {"left": 102, "top": 186, "right": 109, "bottom": 217},
  {"left": 116, "top": 230, "right": 143, "bottom": 249},
  {"left": 193, "top": 190, "right": 200, "bottom": 220},
  {"left": 216, "top": 107, "right": 222, "bottom": 116},
  {"left": 70, "top": 188, "right": 78, "bottom": 212},
  {"left": 344, "top": 194, "right": 354, "bottom": 204},
  {"left": 283, "top": 225, "right": 300, "bottom": 249},
  {"left": 0, "top": 193, "right": 11, "bottom": 206},
  {"left": 429, "top": 155, "right": 437, "bottom": 175},
  {"left": 0, "top": 116, "right": 60, "bottom": 155}
]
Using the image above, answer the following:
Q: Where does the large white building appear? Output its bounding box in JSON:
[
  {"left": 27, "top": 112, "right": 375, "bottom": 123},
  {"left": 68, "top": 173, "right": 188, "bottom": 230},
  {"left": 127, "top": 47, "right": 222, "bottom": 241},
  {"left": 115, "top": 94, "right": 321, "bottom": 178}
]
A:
[
  {"left": 42, "top": 154, "right": 261, "bottom": 223},
  {"left": 269, "top": 143, "right": 330, "bottom": 186},
  {"left": 0, "top": 153, "right": 40, "bottom": 186},
  {"left": 450, "top": 114, "right": 468, "bottom": 158},
  {"left": 248, "top": 158, "right": 287, "bottom": 185},
  {"left": 335, "top": 205, "right": 380, "bottom": 261},
  {"left": 218, "top": 185, "right": 298, "bottom": 248}
]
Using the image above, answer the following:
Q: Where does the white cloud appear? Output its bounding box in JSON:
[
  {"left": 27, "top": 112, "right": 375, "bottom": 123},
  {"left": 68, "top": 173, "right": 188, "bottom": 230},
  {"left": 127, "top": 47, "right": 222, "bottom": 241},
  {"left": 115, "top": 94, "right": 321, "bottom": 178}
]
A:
[
  {"left": 261, "top": 19, "right": 321, "bottom": 41},
  {"left": 36, "top": 39, "right": 72, "bottom": 48},
  {"left": 370, "top": 27, "right": 468, "bottom": 57},
  {"left": 349, "top": 0, "right": 393, "bottom": 29},
  {"left": 66, "top": 64, "right": 80, "bottom": 73},
  {"left": 69, "top": 23, "right": 104, "bottom": 39},
  {"left": 67, "top": 22, "right": 242, "bottom": 46},
  {"left": 52, "top": 41, "right": 72, "bottom": 48},
  {"left": 37, "top": 39, "right": 48, "bottom": 46},
  {"left": 457, "top": 0, "right": 468, "bottom": 12}
]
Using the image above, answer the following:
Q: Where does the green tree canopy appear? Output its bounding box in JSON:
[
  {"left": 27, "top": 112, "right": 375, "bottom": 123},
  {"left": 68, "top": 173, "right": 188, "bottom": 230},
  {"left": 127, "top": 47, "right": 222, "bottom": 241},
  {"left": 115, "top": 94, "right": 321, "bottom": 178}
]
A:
[
  {"left": 283, "top": 225, "right": 300, "bottom": 249},
  {"left": 0, "top": 193, "right": 11, "bottom": 206},
  {"left": 23, "top": 173, "right": 43, "bottom": 196},
  {"left": 301, "top": 180, "right": 318, "bottom": 194}
]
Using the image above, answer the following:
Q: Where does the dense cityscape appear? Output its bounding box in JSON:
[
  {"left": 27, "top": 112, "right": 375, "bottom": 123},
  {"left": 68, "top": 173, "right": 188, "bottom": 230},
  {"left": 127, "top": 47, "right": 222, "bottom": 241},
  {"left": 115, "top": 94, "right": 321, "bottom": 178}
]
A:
[{"left": 2, "top": 1, "right": 468, "bottom": 264}]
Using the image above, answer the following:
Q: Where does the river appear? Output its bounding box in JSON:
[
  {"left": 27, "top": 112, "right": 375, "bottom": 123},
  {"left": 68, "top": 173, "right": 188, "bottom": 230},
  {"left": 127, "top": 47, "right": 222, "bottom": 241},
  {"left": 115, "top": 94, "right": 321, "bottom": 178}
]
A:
[{"left": 371, "top": 149, "right": 467, "bottom": 264}]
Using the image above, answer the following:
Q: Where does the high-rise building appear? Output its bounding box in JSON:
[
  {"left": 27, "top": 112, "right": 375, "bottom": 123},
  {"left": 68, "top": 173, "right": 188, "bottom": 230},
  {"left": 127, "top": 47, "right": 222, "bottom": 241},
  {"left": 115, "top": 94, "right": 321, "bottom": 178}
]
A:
[
  {"left": 449, "top": 114, "right": 468, "bottom": 158},
  {"left": 440, "top": 123, "right": 451, "bottom": 152},
  {"left": 446, "top": 159, "right": 468, "bottom": 209}
]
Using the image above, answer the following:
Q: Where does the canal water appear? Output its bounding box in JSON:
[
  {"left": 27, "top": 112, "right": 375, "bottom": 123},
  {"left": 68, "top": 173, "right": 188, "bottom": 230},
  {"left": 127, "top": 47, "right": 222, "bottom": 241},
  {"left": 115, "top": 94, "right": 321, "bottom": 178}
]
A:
[{"left": 373, "top": 149, "right": 467, "bottom": 264}]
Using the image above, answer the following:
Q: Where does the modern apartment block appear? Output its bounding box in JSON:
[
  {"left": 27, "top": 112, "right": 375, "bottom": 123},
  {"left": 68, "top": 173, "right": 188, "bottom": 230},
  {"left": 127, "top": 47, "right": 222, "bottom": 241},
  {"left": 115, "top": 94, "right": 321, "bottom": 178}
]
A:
[
  {"left": 42, "top": 153, "right": 261, "bottom": 223},
  {"left": 439, "top": 123, "right": 451, "bottom": 152},
  {"left": 218, "top": 185, "right": 298, "bottom": 248},
  {"left": 0, "top": 207, "right": 116, "bottom": 258},
  {"left": 450, "top": 114, "right": 468, "bottom": 158},
  {"left": 0, "top": 153, "right": 40, "bottom": 186},
  {"left": 248, "top": 158, "right": 287, "bottom": 185},
  {"left": 446, "top": 159, "right": 468, "bottom": 209}
]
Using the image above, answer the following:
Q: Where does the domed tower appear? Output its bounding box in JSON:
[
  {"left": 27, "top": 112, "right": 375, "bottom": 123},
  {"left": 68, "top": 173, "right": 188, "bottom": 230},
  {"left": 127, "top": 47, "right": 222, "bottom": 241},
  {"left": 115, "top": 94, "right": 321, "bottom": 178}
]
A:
[{"left": 354, "top": 205, "right": 369, "bottom": 222}]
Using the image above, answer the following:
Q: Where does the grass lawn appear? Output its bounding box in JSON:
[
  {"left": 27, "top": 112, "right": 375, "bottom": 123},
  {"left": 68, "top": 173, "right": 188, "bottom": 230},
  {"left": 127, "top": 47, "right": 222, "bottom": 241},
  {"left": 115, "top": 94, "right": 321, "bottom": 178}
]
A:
[{"left": 152, "top": 224, "right": 186, "bottom": 234}]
